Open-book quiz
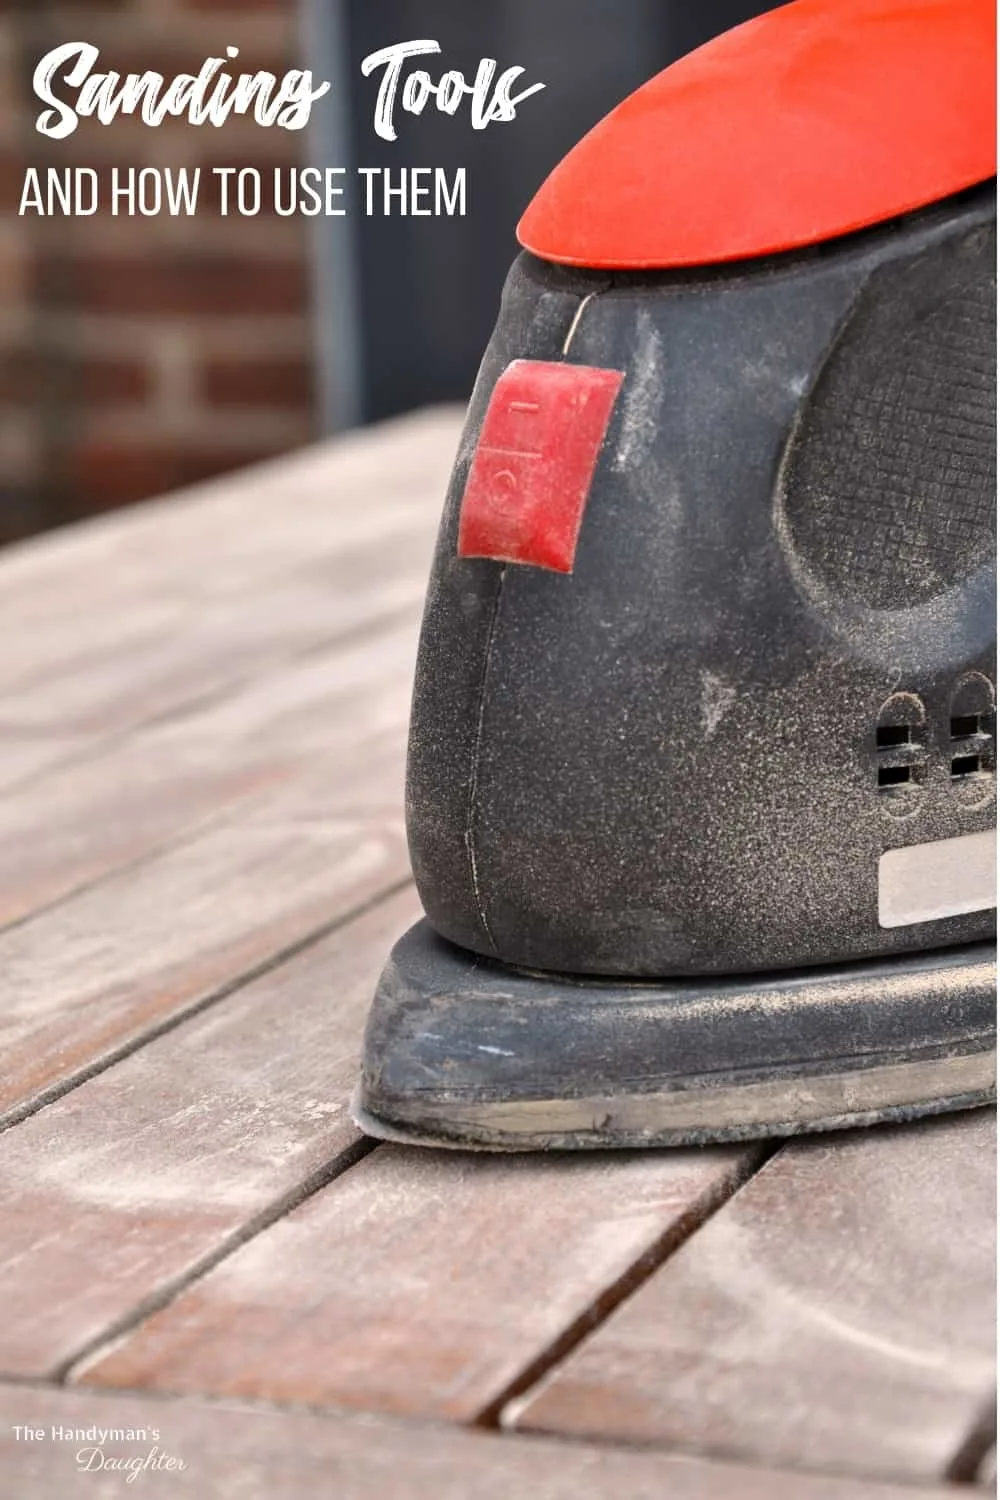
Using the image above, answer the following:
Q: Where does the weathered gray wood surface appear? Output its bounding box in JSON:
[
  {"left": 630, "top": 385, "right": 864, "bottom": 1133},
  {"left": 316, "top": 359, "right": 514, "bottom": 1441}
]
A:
[
  {"left": 0, "top": 412, "right": 993, "bottom": 1499},
  {"left": 76, "top": 1141, "right": 761, "bottom": 1418},
  {"left": 0, "top": 1386, "right": 967, "bottom": 1500},
  {"left": 0, "top": 886, "right": 418, "bottom": 1378},
  {"left": 510, "top": 1110, "right": 996, "bottom": 1485}
]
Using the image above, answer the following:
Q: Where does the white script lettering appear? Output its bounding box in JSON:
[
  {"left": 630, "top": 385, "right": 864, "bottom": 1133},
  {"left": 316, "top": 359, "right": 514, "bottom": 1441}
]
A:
[
  {"left": 361, "top": 40, "right": 545, "bottom": 141},
  {"left": 33, "top": 43, "right": 330, "bottom": 139},
  {"left": 31, "top": 38, "right": 544, "bottom": 143}
]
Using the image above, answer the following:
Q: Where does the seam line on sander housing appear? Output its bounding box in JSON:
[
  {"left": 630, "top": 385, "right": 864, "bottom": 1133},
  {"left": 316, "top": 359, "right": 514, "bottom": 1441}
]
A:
[
  {"left": 464, "top": 565, "right": 505, "bottom": 955},
  {"left": 462, "top": 288, "right": 602, "bottom": 955},
  {"left": 560, "top": 292, "right": 597, "bottom": 355}
]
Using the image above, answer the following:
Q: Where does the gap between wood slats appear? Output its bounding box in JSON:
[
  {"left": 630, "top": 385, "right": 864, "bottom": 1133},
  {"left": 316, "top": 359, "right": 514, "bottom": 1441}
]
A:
[
  {"left": 0, "top": 871, "right": 413, "bottom": 1136},
  {"left": 0, "top": 811, "right": 410, "bottom": 1123},
  {"left": 473, "top": 1139, "right": 780, "bottom": 1428},
  {"left": 48, "top": 1132, "right": 381, "bottom": 1386},
  {"left": 0, "top": 409, "right": 462, "bottom": 647},
  {"left": 1, "top": 852, "right": 760, "bottom": 1415},
  {"left": 0, "top": 884, "right": 427, "bottom": 1380},
  {"left": 0, "top": 612, "right": 418, "bottom": 935},
  {"left": 0, "top": 543, "right": 425, "bottom": 722},
  {"left": 0, "top": 1382, "right": 969, "bottom": 1500},
  {"left": 506, "top": 1110, "right": 996, "bottom": 1487},
  {"left": 0, "top": 564, "right": 423, "bottom": 767},
  {"left": 0, "top": 411, "right": 460, "bottom": 798},
  {"left": 0, "top": 579, "right": 424, "bottom": 800},
  {"left": 69, "top": 1142, "right": 770, "bottom": 1422},
  {"left": 944, "top": 1395, "right": 997, "bottom": 1484},
  {"left": 67, "top": 1148, "right": 767, "bottom": 1420}
]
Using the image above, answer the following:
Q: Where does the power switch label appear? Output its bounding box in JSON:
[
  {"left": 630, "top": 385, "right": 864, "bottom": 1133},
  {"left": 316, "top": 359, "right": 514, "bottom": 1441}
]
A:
[{"left": 458, "top": 358, "right": 623, "bottom": 573}]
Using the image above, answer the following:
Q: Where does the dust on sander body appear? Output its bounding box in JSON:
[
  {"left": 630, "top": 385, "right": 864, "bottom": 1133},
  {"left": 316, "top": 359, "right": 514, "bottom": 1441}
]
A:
[{"left": 354, "top": 0, "right": 997, "bottom": 1150}]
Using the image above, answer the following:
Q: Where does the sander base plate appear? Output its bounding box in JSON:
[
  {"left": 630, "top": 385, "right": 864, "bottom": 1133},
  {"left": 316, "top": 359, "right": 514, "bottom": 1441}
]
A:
[{"left": 353, "top": 921, "right": 996, "bottom": 1151}]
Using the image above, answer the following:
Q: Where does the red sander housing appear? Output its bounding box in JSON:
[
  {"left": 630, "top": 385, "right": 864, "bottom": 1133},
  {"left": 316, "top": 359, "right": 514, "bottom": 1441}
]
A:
[{"left": 354, "top": 0, "right": 998, "bottom": 1149}]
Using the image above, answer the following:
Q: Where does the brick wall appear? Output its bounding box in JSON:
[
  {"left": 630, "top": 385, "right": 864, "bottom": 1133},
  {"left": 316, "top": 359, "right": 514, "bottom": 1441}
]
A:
[{"left": 0, "top": 0, "right": 317, "bottom": 544}]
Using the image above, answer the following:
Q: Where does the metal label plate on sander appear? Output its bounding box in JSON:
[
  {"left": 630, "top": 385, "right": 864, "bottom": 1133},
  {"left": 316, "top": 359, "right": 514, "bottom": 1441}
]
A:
[{"left": 879, "top": 829, "right": 997, "bottom": 929}]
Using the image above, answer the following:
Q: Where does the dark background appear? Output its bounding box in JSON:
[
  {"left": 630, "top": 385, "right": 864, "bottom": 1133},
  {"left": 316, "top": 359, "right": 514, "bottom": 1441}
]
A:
[
  {"left": 346, "top": 0, "right": 782, "bottom": 421},
  {"left": 0, "top": 0, "right": 779, "bottom": 544}
]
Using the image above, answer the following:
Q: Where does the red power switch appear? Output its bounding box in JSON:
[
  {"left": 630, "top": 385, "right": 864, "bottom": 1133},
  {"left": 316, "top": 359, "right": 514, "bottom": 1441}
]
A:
[{"left": 457, "top": 359, "right": 624, "bottom": 573}]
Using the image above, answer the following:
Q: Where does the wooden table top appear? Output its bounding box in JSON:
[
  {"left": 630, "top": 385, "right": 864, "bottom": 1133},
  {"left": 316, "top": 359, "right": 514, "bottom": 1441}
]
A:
[{"left": 0, "top": 409, "right": 994, "bottom": 1499}]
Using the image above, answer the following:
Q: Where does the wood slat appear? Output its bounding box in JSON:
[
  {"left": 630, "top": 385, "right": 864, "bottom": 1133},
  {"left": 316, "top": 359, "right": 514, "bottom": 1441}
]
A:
[
  {"left": 509, "top": 1110, "right": 996, "bottom": 1485},
  {"left": 0, "top": 617, "right": 416, "bottom": 931},
  {"left": 0, "top": 747, "right": 410, "bottom": 1124},
  {"left": 0, "top": 752, "right": 281, "bottom": 931},
  {"left": 0, "top": 735, "right": 91, "bottom": 797},
  {"left": 0, "top": 886, "right": 420, "bottom": 1377},
  {"left": 0, "top": 1385, "right": 961, "bottom": 1500},
  {"left": 3, "top": 401, "right": 984, "bottom": 1495},
  {"left": 75, "top": 1139, "right": 762, "bottom": 1420},
  {"left": 0, "top": 547, "right": 425, "bottom": 745},
  {"left": 0, "top": 503, "right": 433, "bottom": 691},
  {"left": 0, "top": 409, "right": 461, "bottom": 659},
  {"left": 0, "top": 436, "right": 459, "bottom": 807},
  {"left": 0, "top": 411, "right": 457, "bottom": 803}
]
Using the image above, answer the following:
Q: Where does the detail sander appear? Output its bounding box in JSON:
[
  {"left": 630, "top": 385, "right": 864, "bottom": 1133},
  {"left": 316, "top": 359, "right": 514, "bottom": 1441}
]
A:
[{"left": 353, "top": 0, "right": 998, "bottom": 1149}]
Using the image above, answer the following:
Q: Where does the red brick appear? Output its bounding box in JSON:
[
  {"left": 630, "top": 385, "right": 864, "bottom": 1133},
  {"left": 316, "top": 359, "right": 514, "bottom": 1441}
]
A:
[
  {"left": 0, "top": 350, "right": 37, "bottom": 403},
  {"left": 82, "top": 355, "right": 151, "bottom": 402},
  {"left": 0, "top": 349, "right": 151, "bottom": 405},
  {"left": 62, "top": 440, "right": 178, "bottom": 514},
  {"left": 1, "top": 0, "right": 313, "bottom": 541},
  {"left": 0, "top": 149, "right": 25, "bottom": 210},
  {"left": 35, "top": 251, "right": 309, "bottom": 317},
  {"left": 201, "top": 355, "right": 313, "bottom": 410},
  {"left": 177, "top": 0, "right": 284, "bottom": 10},
  {"left": 0, "top": 233, "right": 26, "bottom": 306}
]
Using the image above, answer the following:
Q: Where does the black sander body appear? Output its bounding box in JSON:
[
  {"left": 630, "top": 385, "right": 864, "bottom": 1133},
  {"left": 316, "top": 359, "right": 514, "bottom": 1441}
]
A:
[{"left": 354, "top": 0, "right": 997, "bottom": 1149}]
